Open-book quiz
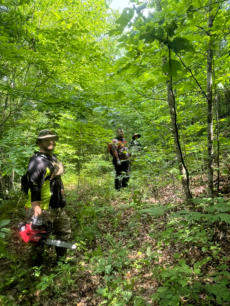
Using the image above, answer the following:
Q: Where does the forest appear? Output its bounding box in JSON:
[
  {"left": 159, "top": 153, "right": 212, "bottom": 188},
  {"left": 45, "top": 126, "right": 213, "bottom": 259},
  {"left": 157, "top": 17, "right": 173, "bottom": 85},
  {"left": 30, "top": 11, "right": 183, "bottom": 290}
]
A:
[{"left": 0, "top": 0, "right": 230, "bottom": 305}]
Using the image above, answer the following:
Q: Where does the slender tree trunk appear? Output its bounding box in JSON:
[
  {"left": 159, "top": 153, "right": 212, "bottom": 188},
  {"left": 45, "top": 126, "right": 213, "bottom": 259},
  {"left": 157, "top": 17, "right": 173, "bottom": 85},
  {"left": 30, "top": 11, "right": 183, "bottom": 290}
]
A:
[
  {"left": 213, "top": 55, "right": 220, "bottom": 194},
  {"left": 167, "top": 46, "right": 192, "bottom": 201},
  {"left": 215, "top": 92, "right": 220, "bottom": 193},
  {"left": 207, "top": 0, "right": 214, "bottom": 197},
  {"left": 155, "top": 0, "right": 192, "bottom": 202},
  {"left": 11, "top": 169, "right": 15, "bottom": 191}
]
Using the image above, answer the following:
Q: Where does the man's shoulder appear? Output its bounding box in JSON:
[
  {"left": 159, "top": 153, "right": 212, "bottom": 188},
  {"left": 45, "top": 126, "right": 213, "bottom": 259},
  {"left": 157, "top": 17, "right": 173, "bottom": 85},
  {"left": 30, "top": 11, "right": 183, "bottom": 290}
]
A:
[
  {"left": 29, "top": 152, "right": 47, "bottom": 162},
  {"left": 28, "top": 152, "right": 50, "bottom": 170}
]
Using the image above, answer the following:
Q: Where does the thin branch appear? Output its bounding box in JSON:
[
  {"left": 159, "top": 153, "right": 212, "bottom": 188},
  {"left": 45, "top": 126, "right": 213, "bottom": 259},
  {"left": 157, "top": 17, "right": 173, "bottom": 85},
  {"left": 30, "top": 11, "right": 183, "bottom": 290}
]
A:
[
  {"left": 133, "top": 87, "right": 167, "bottom": 101},
  {"left": 176, "top": 53, "right": 208, "bottom": 100},
  {"left": 195, "top": 26, "right": 210, "bottom": 35},
  {"left": 211, "top": 2, "right": 222, "bottom": 23}
]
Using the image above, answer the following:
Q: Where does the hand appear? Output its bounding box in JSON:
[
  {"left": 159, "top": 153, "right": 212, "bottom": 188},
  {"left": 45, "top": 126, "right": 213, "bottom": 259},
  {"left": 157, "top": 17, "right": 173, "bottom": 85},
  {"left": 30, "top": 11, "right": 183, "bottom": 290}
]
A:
[
  {"left": 32, "top": 202, "right": 42, "bottom": 217},
  {"left": 117, "top": 159, "right": 121, "bottom": 166},
  {"left": 34, "top": 205, "right": 42, "bottom": 217}
]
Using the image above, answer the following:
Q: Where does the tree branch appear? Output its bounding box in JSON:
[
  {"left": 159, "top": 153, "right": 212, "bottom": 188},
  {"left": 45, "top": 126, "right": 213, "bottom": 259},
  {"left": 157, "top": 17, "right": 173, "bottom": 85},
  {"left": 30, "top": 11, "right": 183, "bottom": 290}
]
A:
[
  {"left": 176, "top": 53, "right": 208, "bottom": 100},
  {"left": 211, "top": 2, "right": 222, "bottom": 23}
]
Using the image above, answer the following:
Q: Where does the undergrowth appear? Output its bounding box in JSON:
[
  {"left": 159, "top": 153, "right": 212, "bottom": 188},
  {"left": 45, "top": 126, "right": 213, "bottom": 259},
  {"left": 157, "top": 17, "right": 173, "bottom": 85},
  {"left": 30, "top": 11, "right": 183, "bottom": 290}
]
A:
[{"left": 0, "top": 171, "right": 230, "bottom": 305}]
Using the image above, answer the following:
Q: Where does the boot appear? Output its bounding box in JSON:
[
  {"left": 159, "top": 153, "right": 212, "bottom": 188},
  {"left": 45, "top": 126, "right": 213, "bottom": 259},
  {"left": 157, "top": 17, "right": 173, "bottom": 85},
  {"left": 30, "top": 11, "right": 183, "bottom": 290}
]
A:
[
  {"left": 56, "top": 247, "right": 67, "bottom": 262},
  {"left": 122, "top": 176, "right": 129, "bottom": 188},
  {"left": 115, "top": 178, "right": 122, "bottom": 190}
]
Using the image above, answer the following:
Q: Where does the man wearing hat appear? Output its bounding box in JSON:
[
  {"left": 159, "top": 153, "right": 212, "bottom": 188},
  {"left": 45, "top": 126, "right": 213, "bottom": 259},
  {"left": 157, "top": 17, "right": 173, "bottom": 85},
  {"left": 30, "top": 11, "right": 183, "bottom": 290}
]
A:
[
  {"left": 25, "top": 129, "right": 71, "bottom": 265},
  {"left": 130, "top": 133, "right": 142, "bottom": 155},
  {"left": 109, "top": 128, "right": 131, "bottom": 190}
]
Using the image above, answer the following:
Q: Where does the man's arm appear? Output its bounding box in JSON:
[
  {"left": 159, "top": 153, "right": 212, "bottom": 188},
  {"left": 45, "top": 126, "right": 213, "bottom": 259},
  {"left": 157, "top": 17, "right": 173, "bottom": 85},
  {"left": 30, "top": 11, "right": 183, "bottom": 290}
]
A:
[
  {"left": 111, "top": 139, "right": 121, "bottom": 164},
  {"left": 27, "top": 156, "right": 46, "bottom": 216}
]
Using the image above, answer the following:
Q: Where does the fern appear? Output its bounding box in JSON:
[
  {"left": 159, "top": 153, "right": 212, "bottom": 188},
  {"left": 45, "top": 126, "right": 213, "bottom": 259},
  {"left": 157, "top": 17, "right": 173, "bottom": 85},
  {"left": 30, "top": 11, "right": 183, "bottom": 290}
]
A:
[
  {"left": 140, "top": 206, "right": 168, "bottom": 217},
  {"left": 172, "top": 210, "right": 230, "bottom": 224}
]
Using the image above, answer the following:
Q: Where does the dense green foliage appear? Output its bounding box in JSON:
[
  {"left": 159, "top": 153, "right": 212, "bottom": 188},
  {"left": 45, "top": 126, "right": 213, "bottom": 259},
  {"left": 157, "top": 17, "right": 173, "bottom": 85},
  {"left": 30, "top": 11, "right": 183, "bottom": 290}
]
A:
[{"left": 0, "top": 0, "right": 230, "bottom": 305}]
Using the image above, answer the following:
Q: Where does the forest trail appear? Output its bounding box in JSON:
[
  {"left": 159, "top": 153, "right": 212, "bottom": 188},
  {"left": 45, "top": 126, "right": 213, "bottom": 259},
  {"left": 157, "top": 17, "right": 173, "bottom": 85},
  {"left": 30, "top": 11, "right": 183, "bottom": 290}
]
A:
[
  {"left": 54, "top": 180, "right": 176, "bottom": 305},
  {"left": 64, "top": 179, "right": 229, "bottom": 306}
]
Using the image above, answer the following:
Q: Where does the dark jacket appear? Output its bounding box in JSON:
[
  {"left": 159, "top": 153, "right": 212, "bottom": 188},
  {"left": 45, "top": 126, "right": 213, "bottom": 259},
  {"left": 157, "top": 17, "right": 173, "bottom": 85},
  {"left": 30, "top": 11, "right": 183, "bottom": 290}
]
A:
[{"left": 26, "top": 152, "right": 65, "bottom": 209}]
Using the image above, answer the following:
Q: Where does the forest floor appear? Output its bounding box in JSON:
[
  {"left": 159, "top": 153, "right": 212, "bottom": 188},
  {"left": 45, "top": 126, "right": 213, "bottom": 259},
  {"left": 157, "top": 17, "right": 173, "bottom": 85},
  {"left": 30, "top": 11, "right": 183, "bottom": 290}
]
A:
[{"left": 0, "top": 172, "right": 230, "bottom": 305}]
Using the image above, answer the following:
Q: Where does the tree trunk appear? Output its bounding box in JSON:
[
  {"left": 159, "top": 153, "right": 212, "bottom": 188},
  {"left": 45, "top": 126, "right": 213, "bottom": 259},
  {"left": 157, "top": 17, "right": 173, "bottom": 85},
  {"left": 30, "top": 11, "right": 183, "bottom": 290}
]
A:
[
  {"left": 207, "top": 0, "right": 214, "bottom": 197},
  {"left": 11, "top": 169, "right": 15, "bottom": 191},
  {"left": 155, "top": 0, "right": 192, "bottom": 202},
  {"left": 214, "top": 92, "right": 220, "bottom": 194},
  {"left": 167, "top": 46, "right": 193, "bottom": 201}
]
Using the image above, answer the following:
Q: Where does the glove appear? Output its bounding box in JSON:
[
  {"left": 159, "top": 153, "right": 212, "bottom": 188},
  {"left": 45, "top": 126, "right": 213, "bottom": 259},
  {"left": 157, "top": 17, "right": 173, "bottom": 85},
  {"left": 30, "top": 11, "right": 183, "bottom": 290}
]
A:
[{"left": 117, "top": 159, "right": 121, "bottom": 166}]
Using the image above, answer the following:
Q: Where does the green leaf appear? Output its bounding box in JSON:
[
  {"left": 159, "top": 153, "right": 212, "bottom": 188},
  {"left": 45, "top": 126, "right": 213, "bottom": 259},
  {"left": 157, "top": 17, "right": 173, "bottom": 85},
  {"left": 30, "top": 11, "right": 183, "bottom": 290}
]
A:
[
  {"left": 140, "top": 206, "right": 167, "bottom": 217},
  {"left": 0, "top": 219, "right": 10, "bottom": 228},
  {"left": 0, "top": 228, "right": 10, "bottom": 233},
  {"left": 205, "top": 283, "right": 230, "bottom": 304},
  {"left": 169, "top": 37, "right": 194, "bottom": 53},
  {"left": 205, "top": 204, "right": 230, "bottom": 213},
  {"left": 165, "top": 20, "right": 178, "bottom": 37},
  {"left": 116, "top": 8, "right": 134, "bottom": 30},
  {"left": 0, "top": 233, "right": 6, "bottom": 238},
  {"left": 218, "top": 213, "right": 230, "bottom": 224},
  {"left": 140, "top": 23, "right": 165, "bottom": 43},
  {"left": 162, "top": 59, "right": 182, "bottom": 76}
]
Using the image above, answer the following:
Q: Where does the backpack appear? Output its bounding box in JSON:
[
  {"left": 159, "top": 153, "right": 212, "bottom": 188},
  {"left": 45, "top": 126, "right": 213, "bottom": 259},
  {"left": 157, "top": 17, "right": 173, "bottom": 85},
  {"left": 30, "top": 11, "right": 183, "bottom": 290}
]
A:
[
  {"left": 20, "top": 152, "right": 50, "bottom": 195},
  {"left": 21, "top": 172, "right": 30, "bottom": 195},
  {"left": 21, "top": 154, "right": 66, "bottom": 208},
  {"left": 107, "top": 143, "right": 114, "bottom": 156}
]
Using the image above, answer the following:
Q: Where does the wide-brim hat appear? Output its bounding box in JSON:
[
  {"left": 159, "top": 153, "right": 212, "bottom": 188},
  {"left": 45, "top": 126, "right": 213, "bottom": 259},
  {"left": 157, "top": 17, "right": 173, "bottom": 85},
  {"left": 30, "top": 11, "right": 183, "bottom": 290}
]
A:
[
  {"left": 132, "top": 133, "right": 141, "bottom": 139},
  {"left": 36, "top": 129, "right": 59, "bottom": 143}
]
